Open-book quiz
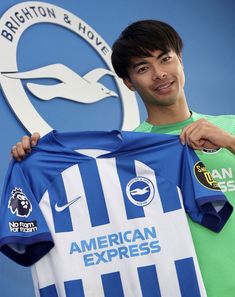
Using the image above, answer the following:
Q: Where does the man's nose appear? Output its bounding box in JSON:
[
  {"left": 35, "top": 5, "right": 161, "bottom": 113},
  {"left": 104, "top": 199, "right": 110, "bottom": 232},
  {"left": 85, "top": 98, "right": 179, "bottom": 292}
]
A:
[{"left": 152, "top": 66, "right": 167, "bottom": 80}]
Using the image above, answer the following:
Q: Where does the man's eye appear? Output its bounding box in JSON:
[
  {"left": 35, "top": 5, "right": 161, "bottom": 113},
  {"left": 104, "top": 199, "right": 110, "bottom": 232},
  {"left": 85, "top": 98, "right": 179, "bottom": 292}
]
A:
[
  {"left": 137, "top": 66, "right": 148, "bottom": 73},
  {"left": 162, "top": 56, "right": 171, "bottom": 62}
]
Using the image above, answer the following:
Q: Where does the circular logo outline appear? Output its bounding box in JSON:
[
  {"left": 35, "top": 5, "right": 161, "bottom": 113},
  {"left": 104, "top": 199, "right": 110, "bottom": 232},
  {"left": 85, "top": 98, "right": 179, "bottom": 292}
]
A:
[
  {"left": 126, "top": 176, "right": 155, "bottom": 207},
  {"left": 194, "top": 161, "right": 220, "bottom": 191},
  {"left": 0, "top": 1, "right": 140, "bottom": 135}
]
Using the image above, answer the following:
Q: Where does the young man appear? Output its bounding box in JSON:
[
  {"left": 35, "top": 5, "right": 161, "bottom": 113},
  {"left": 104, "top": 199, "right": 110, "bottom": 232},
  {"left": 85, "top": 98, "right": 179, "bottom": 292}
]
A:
[
  {"left": 111, "top": 20, "right": 235, "bottom": 297},
  {"left": 10, "top": 20, "right": 235, "bottom": 296}
]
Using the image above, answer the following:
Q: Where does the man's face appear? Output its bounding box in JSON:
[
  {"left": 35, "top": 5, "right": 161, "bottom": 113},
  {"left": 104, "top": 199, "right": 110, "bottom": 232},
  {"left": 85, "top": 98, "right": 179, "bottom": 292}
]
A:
[{"left": 124, "top": 49, "right": 185, "bottom": 108}]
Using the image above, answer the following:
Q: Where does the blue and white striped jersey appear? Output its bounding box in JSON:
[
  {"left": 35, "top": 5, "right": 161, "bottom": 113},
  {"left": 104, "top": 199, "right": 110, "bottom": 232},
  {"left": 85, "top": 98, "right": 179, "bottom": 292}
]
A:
[{"left": 0, "top": 130, "right": 232, "bottom": 297}]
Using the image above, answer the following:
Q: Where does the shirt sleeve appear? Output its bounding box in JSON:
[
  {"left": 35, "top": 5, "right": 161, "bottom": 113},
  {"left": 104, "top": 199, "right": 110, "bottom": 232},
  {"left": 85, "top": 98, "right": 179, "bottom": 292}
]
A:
[
  {"left": 0, "top": 160, "right": 54, "bottom": 266},
  {"left": 180, "top": 145, "right": 233, "bottom": 232}
]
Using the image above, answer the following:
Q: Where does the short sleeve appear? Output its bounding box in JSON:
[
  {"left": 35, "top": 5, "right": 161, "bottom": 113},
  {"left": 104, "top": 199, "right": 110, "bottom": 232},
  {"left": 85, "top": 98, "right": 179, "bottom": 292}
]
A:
[
  {"left": 0, "top": 160, "right": 54, "bottom": 266},
  {"left": 180, "top": 145, "right": 233, "bottom": 232}
]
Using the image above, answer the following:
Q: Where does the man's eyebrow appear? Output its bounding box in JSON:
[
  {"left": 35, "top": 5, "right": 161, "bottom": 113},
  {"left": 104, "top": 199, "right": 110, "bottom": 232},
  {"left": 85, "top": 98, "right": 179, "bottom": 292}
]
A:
[
  {"left": 131, "top": 60, "right": 148, "bottom": 69},
  {"left": 154, "top": 51, "right": 167, "bottom": 60}
]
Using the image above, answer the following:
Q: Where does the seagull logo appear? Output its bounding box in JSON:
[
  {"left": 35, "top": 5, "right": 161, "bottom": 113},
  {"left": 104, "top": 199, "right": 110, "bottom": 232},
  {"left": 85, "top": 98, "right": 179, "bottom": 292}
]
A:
[
  {"left": 3, "top": 64, "right": 118, "bottom": 104},
  {"left": 129, "top": 186, "right": 150, "bottom": 196}
]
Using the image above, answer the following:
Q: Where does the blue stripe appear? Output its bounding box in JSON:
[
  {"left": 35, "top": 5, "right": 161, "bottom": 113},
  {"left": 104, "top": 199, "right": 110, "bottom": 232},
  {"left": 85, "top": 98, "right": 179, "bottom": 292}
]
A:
[
  {"left": 175, "top": 257, "right": 201, "bottom": 297},
  {"left": 49, "top": 174, "right": 73, "bottom": 233},
  {"left": 64, "top": 279, "right": 85, "bottom": 296},
  {"left": 157, "top": 176, "right": 182, "bottom": 213},
  {"left": 116, "top": 158, "right": 145, "bottom": 219},
  {"left": 138, "top": 265, "right": 161, "bottom": 297},
  {"left": 40, "top": 284, "right": 58, "bottom": 297},
  {"left": 79, "top": 160, "right": 109, "bottom": 226},
  {"left": 102, "top": 271, "right": 124, "bottom": 297}
]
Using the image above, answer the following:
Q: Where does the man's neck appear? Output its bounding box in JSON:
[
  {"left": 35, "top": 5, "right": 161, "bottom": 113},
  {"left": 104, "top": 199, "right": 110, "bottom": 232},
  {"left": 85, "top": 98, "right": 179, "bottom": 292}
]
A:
[{"left": 146, "top": 102, "right": 191, "bottom": 126}]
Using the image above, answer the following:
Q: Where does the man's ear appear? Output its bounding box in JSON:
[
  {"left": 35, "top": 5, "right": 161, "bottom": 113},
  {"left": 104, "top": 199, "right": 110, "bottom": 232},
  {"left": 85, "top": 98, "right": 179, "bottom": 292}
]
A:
[{"left": 123, "top": 77, "right": 135, "bottom": 91}]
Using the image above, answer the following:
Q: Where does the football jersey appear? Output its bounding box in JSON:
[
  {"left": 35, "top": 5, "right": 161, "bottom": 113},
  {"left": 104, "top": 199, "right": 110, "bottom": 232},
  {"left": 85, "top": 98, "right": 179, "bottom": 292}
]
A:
[
  {"left": 135, "top": 111, "right": 235, "bottom": 297},
  {"left": 0, "top": 130, "right": 232, "bottom": 297}
]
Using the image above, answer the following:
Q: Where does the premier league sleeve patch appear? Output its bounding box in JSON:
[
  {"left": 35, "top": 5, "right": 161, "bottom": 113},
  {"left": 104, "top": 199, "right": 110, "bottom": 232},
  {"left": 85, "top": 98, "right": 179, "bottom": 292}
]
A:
[
  {"left": 8, "top": 187, "right": 32, "bottom": 218},
  {"left": 7, "top": 188, "right": 38, "bottom": 233}
]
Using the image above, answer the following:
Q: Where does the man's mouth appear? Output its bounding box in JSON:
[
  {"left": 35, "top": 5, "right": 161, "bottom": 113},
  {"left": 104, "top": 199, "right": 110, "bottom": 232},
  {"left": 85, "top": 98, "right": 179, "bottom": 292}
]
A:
[{"left": 155, "top": 80, "right": 174, "bottom": 92}]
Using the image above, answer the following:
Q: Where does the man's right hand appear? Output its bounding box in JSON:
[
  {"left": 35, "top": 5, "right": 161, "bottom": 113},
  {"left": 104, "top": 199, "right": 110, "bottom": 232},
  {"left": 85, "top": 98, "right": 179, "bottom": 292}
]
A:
[
  {"left": 180, "top": 118, "right": 235, "bottom": 154},
  {"left": 11, "top": 132, "right": 41, "bottom": 161}
]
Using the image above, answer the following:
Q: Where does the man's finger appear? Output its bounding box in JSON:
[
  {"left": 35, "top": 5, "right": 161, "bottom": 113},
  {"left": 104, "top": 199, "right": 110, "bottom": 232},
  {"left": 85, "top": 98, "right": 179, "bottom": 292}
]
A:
[{"left": 31, "top": 132, "right": 40, "bottom": 146}]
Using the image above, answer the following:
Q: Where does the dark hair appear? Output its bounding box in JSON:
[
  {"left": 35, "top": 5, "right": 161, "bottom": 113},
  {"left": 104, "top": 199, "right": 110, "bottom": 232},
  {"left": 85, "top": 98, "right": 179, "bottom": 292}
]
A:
[{"left": 111, "top": 20, "right": 183, "bottom": 79}]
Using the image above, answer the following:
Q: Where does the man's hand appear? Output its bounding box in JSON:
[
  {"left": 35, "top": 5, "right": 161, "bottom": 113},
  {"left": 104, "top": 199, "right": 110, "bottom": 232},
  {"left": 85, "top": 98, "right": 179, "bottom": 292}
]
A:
[
  {"left": 11, "top": 132, "right": 41, "bottom": 161},
  {"left": 180, "top": 118, "right": 235, "bottom": 154}
]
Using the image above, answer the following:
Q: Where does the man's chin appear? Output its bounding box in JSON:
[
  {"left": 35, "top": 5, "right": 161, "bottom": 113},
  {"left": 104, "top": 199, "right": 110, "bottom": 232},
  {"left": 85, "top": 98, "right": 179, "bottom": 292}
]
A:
[{"left": 152, "top": 97, "right": 177, "bottom": 107}]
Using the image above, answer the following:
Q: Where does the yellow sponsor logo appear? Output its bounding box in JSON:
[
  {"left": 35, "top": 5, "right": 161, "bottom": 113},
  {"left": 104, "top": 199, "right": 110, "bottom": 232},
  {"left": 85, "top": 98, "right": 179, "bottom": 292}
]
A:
[{"left": 194, "top": 161, "right": 220, "bottom": 190}]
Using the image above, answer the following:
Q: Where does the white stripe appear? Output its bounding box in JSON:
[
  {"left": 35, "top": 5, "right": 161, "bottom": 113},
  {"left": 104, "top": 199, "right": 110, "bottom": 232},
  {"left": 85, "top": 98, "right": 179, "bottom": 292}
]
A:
[
  {"left": 39, "top": 190, "right": 54, "bottom": 232},
  {"left": 81, "top": 273, "right": 105, "bottom": 297},
  {"left": 61, "top": 164, "right": 91, "bottom": 231},
  {"left": 35, "top": 191, "right": 58, "bottom": 291},
  {"left": 96, "top": 157, "right": 127, "bottom": 226},
  {"left": 119, "top": 265, "right": 143, "bottom": 297},
  {"left": 134, "top": 160, "right": 163, "bottom": 215}
]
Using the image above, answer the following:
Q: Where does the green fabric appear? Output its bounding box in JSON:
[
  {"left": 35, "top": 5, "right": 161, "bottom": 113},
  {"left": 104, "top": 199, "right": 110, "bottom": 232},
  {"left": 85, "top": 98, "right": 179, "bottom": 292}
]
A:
[{"left": 135, "top": 111, "right": 235, "bottom": 297}]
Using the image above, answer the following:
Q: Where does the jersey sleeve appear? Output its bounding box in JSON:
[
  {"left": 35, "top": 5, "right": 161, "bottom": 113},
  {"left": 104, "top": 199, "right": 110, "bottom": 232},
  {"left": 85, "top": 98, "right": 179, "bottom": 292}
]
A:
[
  {"left": 0, "top": 161, "right": 54, "bottom": 266},
  {"left": 180, "top": 145, "right": 233, "bottom": 232}
]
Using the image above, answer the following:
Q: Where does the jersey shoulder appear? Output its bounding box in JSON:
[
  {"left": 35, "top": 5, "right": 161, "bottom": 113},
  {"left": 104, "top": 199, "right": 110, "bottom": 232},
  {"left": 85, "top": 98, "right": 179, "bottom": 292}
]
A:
[{"left": 193, "top": 112, "right": 235, "bottom": 134}]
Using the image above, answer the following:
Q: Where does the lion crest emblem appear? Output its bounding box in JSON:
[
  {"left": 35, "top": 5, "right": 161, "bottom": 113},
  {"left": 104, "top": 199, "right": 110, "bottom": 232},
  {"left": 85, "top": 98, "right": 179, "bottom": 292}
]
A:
[{"left": 8, "top": 188, "right": 32, "bottom": 218}]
